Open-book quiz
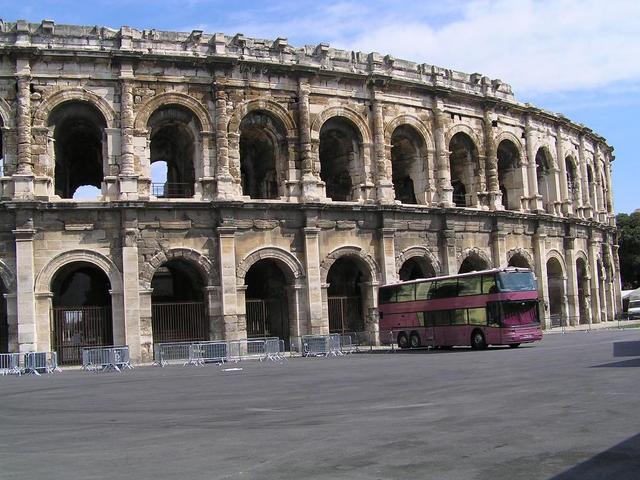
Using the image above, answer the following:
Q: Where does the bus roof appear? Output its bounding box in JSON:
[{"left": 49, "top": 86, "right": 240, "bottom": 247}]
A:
[{"left": 380, "top": 267, "right": 534, "bottom": 288}]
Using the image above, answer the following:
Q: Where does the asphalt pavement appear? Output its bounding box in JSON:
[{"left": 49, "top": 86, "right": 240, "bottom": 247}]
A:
[{"left": 1, "top": 329, "right": 639, "bottom": 480}]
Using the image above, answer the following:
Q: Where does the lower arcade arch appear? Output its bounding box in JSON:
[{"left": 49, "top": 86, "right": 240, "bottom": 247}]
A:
[
  {"left": 244, "top": 259, "right": 291, "bottom": 345},
  {"left": 50, "top": 262, "right": 113, "bottom": 365},
  {"left": 399, "top": 256, "right": 437, "bottom": 281},
  {"left": 326, "top": 256, "right": 370, "bottom": 333},
  {"left": 458, "top": 253, "right": 490, "bottom": 274},
  {"left": 546, "top": 257, "right": 565, "bottom": 321},
  {"left": 507, "top": 252, "right": 532, "bottom": 269},
  {"left": 151, "top": 259, "right": 208, "bottom": 343}
]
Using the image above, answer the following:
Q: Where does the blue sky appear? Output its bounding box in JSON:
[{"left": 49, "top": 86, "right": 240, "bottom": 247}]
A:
[{"left": 1, "top": 0, "right": 639, "bottom": 213}]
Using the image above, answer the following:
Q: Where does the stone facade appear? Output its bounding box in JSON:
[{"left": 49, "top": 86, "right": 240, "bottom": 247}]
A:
[{"left": 0, "top": 20, "right": 621, "bottom": 362}]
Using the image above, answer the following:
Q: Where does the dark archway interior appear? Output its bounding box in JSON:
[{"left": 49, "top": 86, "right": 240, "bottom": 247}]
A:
[
  {"left": 0, "top": 280, "right": 7, "bottom": 353},
  {"left": 327, "top": 257, "right": 365, "bottom": 332},
  {"left": 508, "top": 253, "right": 531, "bottom": 269},
  {"left": 497, "top": 140, "right": 520, "bottom": 210},
  {"left": 449, "top": 133, "right": 478, "bottom": 207},
  {"left": 50, "top": 102, "right": 106, "bottom": 198},
  {"left": 391, "top": 126, "right": 422, "bottom": 204},
  {"left": 565, "top": 157, "right": 578, "bottom": 203},
  {"left": 399, "top": 257, "right": 435, "bottom": 281},
  {"left": 149, "top": 106, "right": 197, "bottom": 198},
  {"left": 51, "top": 262, "right": 111, "bottom": 307},
  {"left": 459, "top": 255, "right": 489, "bottom": 274},
  {"left": 319, "top": 117, "right": 361, "bottom": 201},
  {"left": 240, "top": 111, "right": 282, "bottom": 199},
  {"left": 535, "top": 148, "right": 553, "bottom": 209},
  {"left": 151, "top": 259, "right": 204, "bottom": 302},
  {"left": 245, "top": 260, "right": 289, "bottom": 340},
  {"left": 576, "top": 258, "right": 589, "bottom": 324},
  {"left": 547, "top": 258, "right": 564, "bottom": 317}
]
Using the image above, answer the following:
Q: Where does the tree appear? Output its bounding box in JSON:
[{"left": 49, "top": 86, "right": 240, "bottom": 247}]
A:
[{"left": 617, "top": 211, "right": 640, "bottom": 289}]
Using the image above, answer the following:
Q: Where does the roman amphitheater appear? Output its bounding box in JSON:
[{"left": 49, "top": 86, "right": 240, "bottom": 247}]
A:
[{"left": 0, "top": 20, "right": 621, "bottom": 363}]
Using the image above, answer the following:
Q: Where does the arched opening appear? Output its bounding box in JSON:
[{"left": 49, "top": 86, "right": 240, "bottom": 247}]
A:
[
  {"left": 508, "top": 252, "right": 532, "bottom": 269},
  {"left": 497, "top": 140, "right": 522, "bottom": 210},
  {"left": 0, "top": 119, "right": 4, "bottom": 176},
  {"left": 399, "top": 257, "right": 436, "bottom": 281},
  {"left": 327, "top": 257, "right": 367, "bottom": 333},
  {"left": 546, "top": 257, "right": 565, "bottom": 322},
  {"left": 244, "top": 260, "right": 290, "bottom": 345},
  {"left": 319, "top": 117, "right": 363, "bottom": 201},
  {"left": 565, "top": 156, "right": 579, "bottom": 207},
  {"left": 49, "top": 101, "right": 106, "bottom": 199},
  {"left": 535, "top": 148, "right": 553, "bottom": 212},
  {"left": 449, "top": 132, "right": 479, "bottom": 207},
  {"left": 149, "top": 105, "right": 198, "bottom": 198},
  {"left": 72, "top": 185, "right": 101, "bottom": 200},
  {"left": 576, "top": 258, "right": 589, "bottom": 324},
  {"left": 51, "top": 262, "right": 113, "bottom": 365},
  {"left": 597, "top": 258, "right": 606, "bottom": 323},
  {"left": 240, "top": 111, "right": 286, "bottom": 199},
  {"left": 151, "top": 259, "right": 207, "bottom": 344},
  {"left": 391, "top": 125, "right": 427, "bottom": 204},
  {"left": 459, "top": 253, "right": 489, "bottom": 274},
  {"left": 0, "top": 279, "right": 7, "bottom": 353},
  {"left": 586, "top": 165, "right": 595, "bottom": 213}
]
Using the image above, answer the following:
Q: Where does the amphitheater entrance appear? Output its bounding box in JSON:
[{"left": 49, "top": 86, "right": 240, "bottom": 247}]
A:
[
  {"left": 326, "top": 257, "right": 366, "bottom": 333},
  {"left": 244, "top": 260, "right": 290, "bottom": 345},
  {"left": 546, "top": 258, "right": 565, "bottom": 325},
  {"left": 319, "top": 117, "right": 363, "bottom": 201},
  {"left": 49, "top": 101, "right": 106, "bottom": 199},
  {"left": 151, "top": 260, "right": 208, "bottom": 344},
  {"left": 0, "top": 280, "right": 7, "bottom": 353},
  {"left": 576, "top": 258, "right": 590, "bottom": 325},
  {"left": 459, "top": 254, "right": 489, "bottom": 274},
  {"left": 399, "top": 257, "right": 436, "bottom": 281},
  {"left": 51, "top": 263, "right": 113, "bottom": 365}
]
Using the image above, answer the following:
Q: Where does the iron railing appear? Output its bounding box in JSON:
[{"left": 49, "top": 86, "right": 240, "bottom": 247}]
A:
[
  {"left": 151, "top": 182, "right": 193, "bottom": 198},
  {"left": 328, "top": 296, "right": 363, "bottom": 333},
  {"left": 51, "top": 306, "right": 113, "bottom": 366},
  {"left": 152, "top": 302, "right": 207, "bottom": 344}
]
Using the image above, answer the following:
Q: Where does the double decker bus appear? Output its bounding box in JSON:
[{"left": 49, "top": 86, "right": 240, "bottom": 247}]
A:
[{"left": 378, "top": 268, "right": 542, "bottom": 350}]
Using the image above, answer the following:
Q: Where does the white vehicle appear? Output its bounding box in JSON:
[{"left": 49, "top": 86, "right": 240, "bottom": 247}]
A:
[{"left": 628, "top": 299, "right": 640, "bottom": 319}]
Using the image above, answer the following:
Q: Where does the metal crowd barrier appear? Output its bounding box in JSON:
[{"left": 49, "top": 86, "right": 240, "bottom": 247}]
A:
[
  {"left": 0, "top": 353, "right": 21, "bottom": 376},
  {"left": 228, "top": 338, "right": 284, "bottom": 362},
  {"left": 298, "top": 334, "right": 343, "bottom": 357},
  {"left": 339, "top": 331, "right": 376, "bottom": 353},
  {"left": 82, "top": 346, "right": 133, "bottom": 372},
  {"left": 186, "top": 341, "right": 228, "bottom": 366},
  {"left": 153, "top": 342, "right": 193, "bottom": 367},
  {"left": 23, "top": 352, "right": 62, "bottom": 376}
]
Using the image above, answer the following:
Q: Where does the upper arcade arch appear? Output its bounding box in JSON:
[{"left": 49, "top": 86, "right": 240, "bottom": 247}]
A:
[
  {"left": 496, "top": 138, "right": 524, "bottom": 210},
  {"left": 448, "top": 131, "right": 481, "bottom": 208},
  {"left": 236, "top": 247, "right": 305, "bottom": 286},
  {"left": 320, "top": 246, "right": 380, "bottom": 285},
  {"left": 507, "top": 248, "right": 534, "bottom": 269},
  {"left": 133, "top": 92, "right": 212, "bottom": 133},
  {"left": 535, "top": 146, "right": 555, "bottom": 212},
  {"left": 33, "top": 88, "right": 117, "bottom": 129},
  {"left": 140, "top": 248, "right": 213, "bottom": 290},
  {"left": 310, "top": 106, "right": 372, "bottom": 145},
  {"left": 228, "top": 99, "right": 296, "bottom": 137},
  {"left": 395, "top": 246, "right": 441, "bottom": 279},
  {"left": 390, "top": 124, "right": 429, "bottom": 205},
  {"left": 458, "top": 248, "right": 492, "bottom": 273}
]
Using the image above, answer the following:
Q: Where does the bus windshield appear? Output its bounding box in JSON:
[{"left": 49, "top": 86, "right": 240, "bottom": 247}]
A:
[
  {"left": 502, "top": 300, "right": 539, "bottom": 326},
  {"left": 497, "top": 272, "right": 536, "bottom": 292}
]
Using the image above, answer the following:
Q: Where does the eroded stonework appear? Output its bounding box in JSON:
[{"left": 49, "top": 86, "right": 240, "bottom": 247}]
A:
[{"left": 0, "top": 20, "right": 621, "bottom": 362}]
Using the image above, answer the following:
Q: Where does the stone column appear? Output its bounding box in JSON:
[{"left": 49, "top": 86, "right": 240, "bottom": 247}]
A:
[
  {"left": 484, "top": 107, "right": 502, "bottom": 210},
  {"left": 491, "top": 226, "right": 507, "bottom": 268},
  {"left": 118, "top": 71, "right": 139, "bottom": 200},
  {"left": 214, "top": 89, "right": 238, "bottom": 199},
  {"left": 564, "top": 237, "right": 579, "bottom": 326},
  {"left": 524, "top": 115, "right": 542, "bottom": 211},
  {"left": 218, "top": 224, "right": 240, "bottom": 339},
  {"left": 587, "top": 239, "right": 602, "bottom": 324},
  {"left": 380, "top": 228, "right": 397, "bottom": 284},
  {"left": 13, "top": 222, "right": 36, "bottom": 352},
  {"left": 122, "top": 227, "right": 143, "bottom": 361},
  {"left": 372, "top": 96, "right": 394, "bottom": 203},
  {"left": 287, "top": 282, "right": 305, "bottom": 339},
  {"left": 14, "top": 58, "right": 34, "bottom": 198},
  {"left": 578, "top": 134, "right": 592, "bottom": 218},
  {"left": 556, "top": 124, "right": 572, "bottom": 216},
  {"left": 433, "top": 104, "right": 453, "bottom": 207},
  {"left": 532, "top": 226, "right": 550, "bottom": 328},
  {"left": 612, "top": 244, "right": 623, "bottom": 316},
  {"left": 359, "top": 280, "right": 380, "bottom": 343},
  {"left": 303, "top": 225, "right": 324, "bottom": 334},
  {"left": 441, "top": 228, "right": 458, "bottom": 275},
  {"left": 298, "top": 79, "right": 322, "bottom": 201}
]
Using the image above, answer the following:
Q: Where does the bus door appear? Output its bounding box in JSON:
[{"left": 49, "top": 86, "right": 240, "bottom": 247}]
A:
[{"left": 418, "top": 312, "right": 435, "bottom": 345}]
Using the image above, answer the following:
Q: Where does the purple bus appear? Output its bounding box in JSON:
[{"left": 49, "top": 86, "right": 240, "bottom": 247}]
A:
[{"left": 378, "top": 268, "right": 542, "bottom": 350}]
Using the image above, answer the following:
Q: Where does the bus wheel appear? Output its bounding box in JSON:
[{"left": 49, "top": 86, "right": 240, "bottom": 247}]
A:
[
  {"left": 409, "top": 332, "right": 421, "bottom": 348},
  {"left": 509, "top": 343, "right": 520, "bottom": 348},
  {"left": 470, "top": 330, "right": 487, "bottom": 350},
  {"left": 397, "top": 333, "right": 409, "bottom": 349}
]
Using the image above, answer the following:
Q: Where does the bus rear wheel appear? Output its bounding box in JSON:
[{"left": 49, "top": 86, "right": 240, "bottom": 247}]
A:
[
  {"left": 471, "top": 330, "right": 487, "bottom": 350},
  {"left": 397, "top": 333, "right": 409, "bottom": 349},
  {"left": 409, "top": 332, "right": 421, "bottom": 348}
]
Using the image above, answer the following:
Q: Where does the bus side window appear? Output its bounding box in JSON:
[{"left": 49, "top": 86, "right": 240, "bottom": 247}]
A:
[
  {"left": 433, "top": 310, "right": 450, "bottom": 326},
  {"left": 427, "top": 281, "right": 439, "bottom": 300},
  {"left": 416, "top": 282, "right": 431, "bottom": 300},
  {"left": 379, "top": 286, "right": 397, "bottom": 304},
  {"left": 420, "top": 312, "right": 434, "bottom": 327},
  {"left": 458, "top": 276, "right": 481, "bottom": 296},
  {"left": 468, "top": 307, "right": 487, "bottom": 325},
  {"left": 396, "top": 284, "right": 416, "bottom": 302},
  {"left": 482, "top": 275, "right": 498, "bottom": 294},
  {"left": 451, "top": 309, "right": 467, "bottom": 325},
  {"left": 486, "top": 303, "right": 501, "bottom": 327}
]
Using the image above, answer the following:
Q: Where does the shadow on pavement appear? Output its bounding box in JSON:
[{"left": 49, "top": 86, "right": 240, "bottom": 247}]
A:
[
  {"left": 550, "top": 433, "right": 640, "bottom": 480},
  {"left": 591, "top": 358, "right": 640, "bottom": 368}
]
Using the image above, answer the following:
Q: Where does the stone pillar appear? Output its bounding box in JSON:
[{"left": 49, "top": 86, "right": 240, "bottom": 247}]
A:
[
  {"left": 218, "top": 224, "right": 240, "bottom": 339},
  {"left": 380, "top": 228, "right": 397, "bottom": 284},
  {"left": 122, "top": 227, "right": 143, "bottom": 361},
  {"left": 612, "top": 244, "right": 623, "bottom": 317},
  {"left": 287, "top": 282, "right": 305, "bottom": 339},
  {"left": 433, "top": 104, "right": 453, "bottom": 207},
  {"left": 532, "top": 226, "right": 550, "bottom": 328},
  {"left": 298, "top": 79, "right": 322, "bottom": 201},
  {"left": 564, "top": 237, "right": 579, "bottom": 326},
  {"left": 118, "top": 72, "right": 139, "bottom": 200},
  {"left": 556, "top": 124, "right": 572, "bottom": 216},
  {"left": 205, "top": 285, "right": 223, "bottom": 340},
  {"left": 360, "top": 280, "right": 380, "bottom": 343},
  {"left": 578, "top": 134, "right": 592, "bottom": 219},
  {"left": 13, "top": 223, "right": 36, "bottom": 352},
  {"left": 441, "top": 228, "right": 458, "bottom": 275},
  {"left": 491, "top": 226, "right": 507, "bottom": 267},
  {"left": 587, "top": 239, "right": 602, "bottom": 324},
  {"left": 524, "top": 115, "right": 542, "bottom": 211},
  {"left": 484, "top": 108, "right": 502, "bottom": 210},
  {"left": 14, "top": 58, "right": 34, "bottom": 198},
  {"left": 4, "top": 292, "right": 18, "bottom": 352},
  {"left": 303, "top": 226, "right": 324, "bottom": 334},
  {"left": 214, "top": 89, "right": 238, "bottom": 198},
  {"left": 372, "top": 97, "right": 394, "bottom": 203}
]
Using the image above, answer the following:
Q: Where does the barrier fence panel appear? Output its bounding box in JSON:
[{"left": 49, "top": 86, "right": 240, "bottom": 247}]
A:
[
  {"left": 153, "top": 342, "right": 193, "bottom": 366},
  {"left": 23, "top": 352, "right": 61, "bottom": 375},
  {"left": 82, "top": 346, "right": 133, "bottom": 372},
  {"left": 299, "top": 334, "right": 344, "bottom": 357},
  {"left": 228, "top": 338, "right": 273, "bottom": 362},
  {"left": 0, "top": 353, "right": 21, "bottom": 376},
  {"left": 186, "top": 341, "right": 228, "bottom": 366}
]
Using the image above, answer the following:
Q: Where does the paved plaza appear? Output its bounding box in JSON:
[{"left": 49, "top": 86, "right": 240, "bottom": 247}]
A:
[{"left": 1, "top": 330, "right": 640, "bottom": 480}]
